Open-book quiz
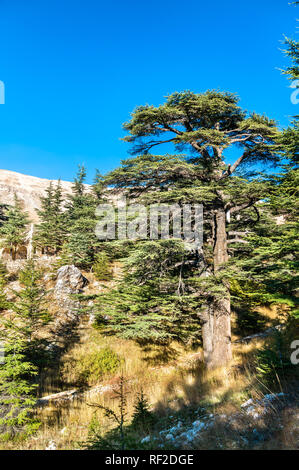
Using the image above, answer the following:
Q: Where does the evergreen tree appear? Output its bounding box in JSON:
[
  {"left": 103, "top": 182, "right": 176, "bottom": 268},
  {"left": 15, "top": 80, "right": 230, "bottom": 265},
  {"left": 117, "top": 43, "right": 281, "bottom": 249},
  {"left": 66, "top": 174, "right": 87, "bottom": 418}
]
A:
[
  {"left": 65, "top": 166, "right": 101, "bottom": 269},
  {"left": 12, "top": 260, "right": 51, "bottom": 343},
  {"left": 0, "top": 338, "right": 39, "bottom": 436},
  {"left": 34, "top": 181, "right": 66, "bottom": 254},
  {"left": 96, "top": 239, "right": 201, "bottom": 344},
  {"left": 131, "top": 390, "right": 155, "bottom": 430},
  {"left": 86, "top": 375, "right": 127, "bottom": 450},
  {"left": 100, "top": 91, "right": 279, "bottom": 368},
  {"left": 1, "top": 260, "right": 52, "bottom": 367},
  {"left": 0, "top": 259, "right": 8, "bottom": 282},
  {"left": 0, "top": 195, "right": 29, "bottom": 260},
  {"left": 93, "top": 169, "right": 106, "bottom": 201},
  {"left": 0, "top": 260, "right": 49, "bottom": 436}
]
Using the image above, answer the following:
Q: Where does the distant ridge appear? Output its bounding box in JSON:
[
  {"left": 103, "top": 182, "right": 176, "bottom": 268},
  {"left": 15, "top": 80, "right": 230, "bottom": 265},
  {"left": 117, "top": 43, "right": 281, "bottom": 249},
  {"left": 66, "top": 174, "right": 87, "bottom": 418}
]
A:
[{"left": 0, "top": 169, "right": 87, "bottom": 222}]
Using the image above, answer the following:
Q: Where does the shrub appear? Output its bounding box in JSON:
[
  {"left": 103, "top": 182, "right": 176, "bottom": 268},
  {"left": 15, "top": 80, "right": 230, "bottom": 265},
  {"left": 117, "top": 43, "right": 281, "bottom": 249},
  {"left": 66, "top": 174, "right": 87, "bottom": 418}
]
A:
[
  {"left": 255, "top": 331, "right": 293, "bottom": 388},
  {"left": 93, "top": 253, "right": 113, "bottom": 281},
  {"left": 131, "top": 390, "right": 155, "bottom": 431},
  {"left": 71, "top": 348, "right": 120, "bottom": 385}
]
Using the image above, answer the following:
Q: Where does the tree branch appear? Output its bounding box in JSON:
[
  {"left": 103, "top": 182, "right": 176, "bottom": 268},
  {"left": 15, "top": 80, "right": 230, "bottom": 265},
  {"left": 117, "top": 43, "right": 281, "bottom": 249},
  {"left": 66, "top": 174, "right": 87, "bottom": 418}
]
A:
[{"left": 230, "top": 199, "right": 257, "bottom": 214}]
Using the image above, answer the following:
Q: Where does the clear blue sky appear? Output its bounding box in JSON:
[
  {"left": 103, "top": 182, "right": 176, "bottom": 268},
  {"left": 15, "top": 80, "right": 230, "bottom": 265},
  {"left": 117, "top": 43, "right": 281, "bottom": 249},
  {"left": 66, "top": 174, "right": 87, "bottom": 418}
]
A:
[{"left": 0, "top": 0, "right": 297, "bottom": 183}]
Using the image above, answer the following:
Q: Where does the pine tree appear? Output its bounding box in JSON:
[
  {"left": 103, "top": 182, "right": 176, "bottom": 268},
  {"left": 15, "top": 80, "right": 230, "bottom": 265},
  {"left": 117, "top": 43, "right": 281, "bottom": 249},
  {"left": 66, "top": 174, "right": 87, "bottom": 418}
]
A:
[
  {"left": 0, "top": 195, "right": 29, "bottom": 260},
  {"left": 95, "top": 239, "right": 201, "bottom": 344},
  {"left": 0, "top": 339, "right": 39, "bottom": 436},
  {"left": 0, "top": 259, "right": 8, "bottom": 282},
  {"left": 11, "top": 260, "right": 51, "bottom": 344},
  {"left": 0, "top": 203, "right": 8, "bottom": 225},
  {"left": 131, "top": 390, "right": 154, "bottom": 430},
  {"left": 34, "top": 181, "right": 66, "bottom": 254},
  {"left": 65, "top": 166, "right": 101, "bottom": 269},
  {"left": 101, "top": 90, "right": 279, "bottom": 368},
  {"left": 0, "top": 260, "right": 49, "bottom": 436},
  {"left": 93, "top": 169, "right": 106, "bottom": 201},
  {"left": 1, "top": 260, "right": 52, "bottom": 367}
]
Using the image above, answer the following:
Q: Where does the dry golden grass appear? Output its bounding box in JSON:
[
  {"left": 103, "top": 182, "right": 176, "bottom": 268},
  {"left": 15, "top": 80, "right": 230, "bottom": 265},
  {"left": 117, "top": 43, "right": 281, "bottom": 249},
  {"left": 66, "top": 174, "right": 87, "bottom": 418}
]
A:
[
  {"left": 1, "top": 257, "right": 294, "bottom": 450},
  {"left": 1, "top": 324, "right": 274, "bottom": 450},
  {"left": 1, "top": 285, "right": 292, "bottom": 451}
]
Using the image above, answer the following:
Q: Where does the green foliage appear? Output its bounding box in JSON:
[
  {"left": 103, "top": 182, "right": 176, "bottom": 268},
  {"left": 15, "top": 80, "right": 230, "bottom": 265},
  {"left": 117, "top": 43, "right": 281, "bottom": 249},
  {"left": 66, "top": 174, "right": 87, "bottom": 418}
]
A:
[
  {"left": 0, "top": 261, "right": 10, "bottom": 312},
  {"left": 0, "top": 278, "right": 10, "bottom": 312},
  {"left": 85, "top": 417, "right": 145, "bottom": 451},
  {"left": 0, "top": 260, "right": 8, "bottom": 281},
  {"left": 122, "top": 90, "right": 279, "bottom": 166},
  {"left": 99, "top": 90, "right": 281, "bottom": 356},
  {"left": 131, "top": 390, "right": 155, "bottom": 431},
  {"left": 255, "top": 331, "right": 294, "bottom": 389},
  {"left": 0, "top": 339, "right": 40, "bottom": 436},
  {"left": 93, "top": 252, "right": 113, "bottom": 281},
  {"left": 1, "top": 260, "right": 52, "bottom": 368},
  {"left": 0, "top": 195, "right": 29, "bottom": 260},
  {"left": 0, "top": 260, "right": 52, "bottom": 436},
  {"left": 14, "top": 260, "right": 51, "bottom": 332},
  {"left": 95, "top": 239, "right": 203, "bottom": 344},
  {"left": 51, "top": 244, "right": 74, "bottom": 271},
  {"left": 34, "top": 181, "right": 66, "bottom": 254},
  {"left": 282, "top": 37, "right": 299, "bottom": 81},
  {"left": 64, "top": 165, "right": 102, "bottom": 268},
  {"left": 72, "top": 348, "right": 120, "bottom": 385},
  {"left": 85, "top": 379, "right": 155, "bottom": 450},
  {"left": 86, "top": 375, "right": 127, "bottom": 450},
  {"left": 231, "top": 167, "right": 298, "bottom": 324}
]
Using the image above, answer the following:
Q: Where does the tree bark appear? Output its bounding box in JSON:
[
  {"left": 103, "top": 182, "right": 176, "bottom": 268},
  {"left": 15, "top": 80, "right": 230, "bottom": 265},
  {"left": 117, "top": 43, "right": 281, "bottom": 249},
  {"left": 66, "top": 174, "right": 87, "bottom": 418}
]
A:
[{"left": 202, "top": 208, "right": 232, "bottom": 369}]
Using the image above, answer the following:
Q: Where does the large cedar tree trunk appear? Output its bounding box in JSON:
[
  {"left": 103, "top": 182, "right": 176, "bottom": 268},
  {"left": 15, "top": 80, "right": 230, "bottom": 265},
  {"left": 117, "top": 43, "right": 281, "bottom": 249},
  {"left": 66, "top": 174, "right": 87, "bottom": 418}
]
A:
[{"left": 202, "top": 208, "right": 232, "bottom": 369}]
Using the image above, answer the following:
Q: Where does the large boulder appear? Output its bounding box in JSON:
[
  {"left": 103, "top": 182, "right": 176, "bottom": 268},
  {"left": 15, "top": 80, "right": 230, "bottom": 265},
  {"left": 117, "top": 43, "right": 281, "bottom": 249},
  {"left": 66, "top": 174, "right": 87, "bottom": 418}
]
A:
[
  {"left": 50, "top": 265, "right": 89, "bottom": 346},
  {"left": 55, "top": 265, "right": 88, "bottom": 295}
]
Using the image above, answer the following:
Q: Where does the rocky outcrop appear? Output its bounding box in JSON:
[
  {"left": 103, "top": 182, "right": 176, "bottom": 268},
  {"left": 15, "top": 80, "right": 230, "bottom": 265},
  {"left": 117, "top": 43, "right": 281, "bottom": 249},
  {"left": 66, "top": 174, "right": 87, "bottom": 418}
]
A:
[
  {"left": 141, "top": 393, "right": 290, "bottom": 449},
  {"left": 48, "top": 266, "right": 89, "bottom": 350},
  {"left": 55, "top": 265, "right": 88, "bottom": 295}
]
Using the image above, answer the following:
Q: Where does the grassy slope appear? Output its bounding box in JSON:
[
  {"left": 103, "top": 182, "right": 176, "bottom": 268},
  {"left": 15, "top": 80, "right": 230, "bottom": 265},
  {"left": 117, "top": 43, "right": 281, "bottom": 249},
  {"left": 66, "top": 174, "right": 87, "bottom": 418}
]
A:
[{"left": 1, "top": 266, "right": 298, "bottom": 450}]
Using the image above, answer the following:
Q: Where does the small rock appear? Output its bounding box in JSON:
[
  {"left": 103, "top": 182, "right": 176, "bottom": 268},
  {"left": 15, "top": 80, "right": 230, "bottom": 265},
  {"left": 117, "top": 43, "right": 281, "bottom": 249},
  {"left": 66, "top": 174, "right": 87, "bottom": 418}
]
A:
[
  {"left": 241, "top": 398, "right": 254, "bottom": 408},
  {"left": 45, "top": 440, "right": 56, "bottom": 450}
]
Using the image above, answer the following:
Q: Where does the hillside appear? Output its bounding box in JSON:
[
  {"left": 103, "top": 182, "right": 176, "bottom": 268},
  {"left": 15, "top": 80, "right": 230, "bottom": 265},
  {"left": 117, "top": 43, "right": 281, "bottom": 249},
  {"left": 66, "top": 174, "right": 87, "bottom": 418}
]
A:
[
  {"left": 0, "top": 259, "right": 298, "bottom": 450},
  {"left": 0, "top": 170, "right": 79, "bottom": 222},
  {"left": 0, "top": 162, "right": 297, "bottom": 450}
]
